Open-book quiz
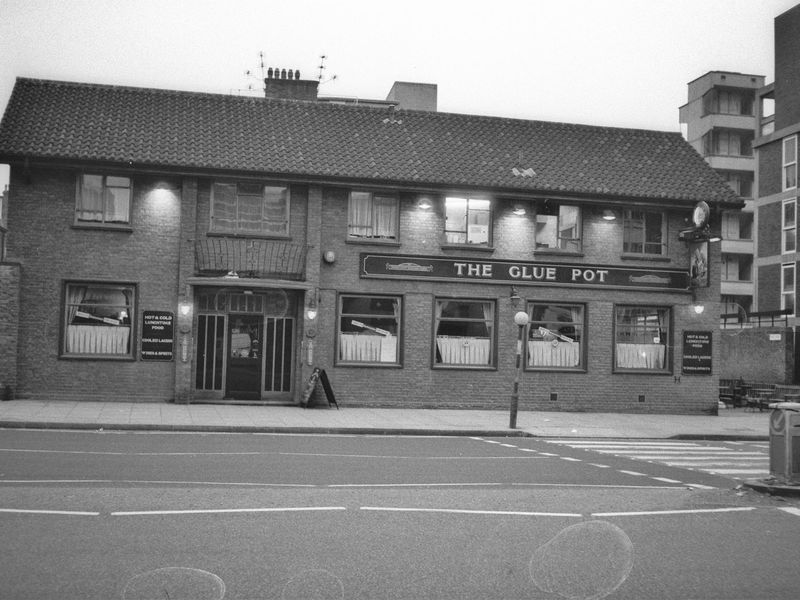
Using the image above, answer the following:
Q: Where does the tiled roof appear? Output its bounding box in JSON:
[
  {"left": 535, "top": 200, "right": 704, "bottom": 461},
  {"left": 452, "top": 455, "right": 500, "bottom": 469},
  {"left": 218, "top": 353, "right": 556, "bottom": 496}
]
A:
[{"left": 0, "top": 78, "right": 740, "bottom": 205}]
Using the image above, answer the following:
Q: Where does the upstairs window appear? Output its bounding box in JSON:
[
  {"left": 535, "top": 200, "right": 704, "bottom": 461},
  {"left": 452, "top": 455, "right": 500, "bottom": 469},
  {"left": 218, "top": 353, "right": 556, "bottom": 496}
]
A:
[
  {"left": 211, "top": 182, "right": 289, "bottom": 236},
  {"left": 623, "top": 210, "right": 666, "bottom": 256},
  {"left": 445, "top": 197, "right": 491, "bottom": 245},
  {"left": 535, "top": 204, "right": 581, "bottom": 252},
  {"left": 702, "top": 89, "right": 754, "bottom": 116},
  {"left": 782, "top": 263, "right": 795, "bottom": 316},
  {"left": 784, "top": 136, "right": 798, "bottom": 191},
  {"left": 783, "top": 199, "right": 796, "bottom": 254},
  {"left": 720, "top": 170, "right": 754, "bottom": 198},
  {"left": 76, "top": 174, "right": 131, "bottom": 225},
  {"left": 347, "top": 191, "right": 398, "bottom": 241},
  {"left": 702, "top": 130, "right": 754, "bottom": 157}
]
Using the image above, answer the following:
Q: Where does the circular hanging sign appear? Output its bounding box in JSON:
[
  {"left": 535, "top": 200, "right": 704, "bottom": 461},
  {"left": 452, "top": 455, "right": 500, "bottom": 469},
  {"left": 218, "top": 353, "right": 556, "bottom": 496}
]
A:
[{"left": 692, "top": 201, "right": 711, "bottom": 228}]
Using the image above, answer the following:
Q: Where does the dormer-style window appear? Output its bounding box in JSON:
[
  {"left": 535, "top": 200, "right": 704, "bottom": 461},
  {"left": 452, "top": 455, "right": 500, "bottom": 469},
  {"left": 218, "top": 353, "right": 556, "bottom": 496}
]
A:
[
  {"left": 76, "top": 174, "right": 131, "bottom": 225},
  {"left": 211, "top": 182, "right": 289, "bottom": 236},
  {"left": 347, "top": 191, "right": 398, "bottom": 241},
  {"left": 445, "top": 196, "right": 490, "bottom": 245},
  {"left": 535, "top": 203, "right": 581, "bottom": 252}
]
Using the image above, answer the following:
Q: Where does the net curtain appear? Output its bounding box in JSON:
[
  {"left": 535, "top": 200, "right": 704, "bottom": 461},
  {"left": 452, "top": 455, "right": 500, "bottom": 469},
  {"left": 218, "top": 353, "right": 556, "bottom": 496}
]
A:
[
  {"left": 65, "top": 285, "right": 131, "bottom": 354},
  {"left": 435, "top": 301, "right": 493, "bottom": 365}
]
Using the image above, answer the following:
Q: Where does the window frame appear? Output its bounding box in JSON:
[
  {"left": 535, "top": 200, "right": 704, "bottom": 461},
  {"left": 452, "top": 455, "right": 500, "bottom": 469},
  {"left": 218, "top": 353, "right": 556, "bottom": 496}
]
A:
[
  {"left": 534, "top": 203, "right": 582, "bottom": 253},
  {"left": 622, "top": 209, "right": 667, "bottom": 257},
  {"left": 433, "top": 298, "right": 496, "bottom": 369},
  {"left": 782, "top": 198, "right": 796, "bottom": 254},
  {"left": 613, "top": 305, "right": 671, "bottom": 373},
  {"left": 336, "top": 294, "right": 402, "bottom": 367},
  {"left": 75, "top": 173, "right": 132, "bottom": 227},
  {"left": 210, "top": 181, "right": 290, "bottom": 237},
  {"left": 524, "top": 302, "right": 586, "bottom": 371},
  {"left": 61, "top": 281, "right": 137, "bottom": 360},
  {"left": 444, "top": 196, "right": 492, "bottom": 247},
  {"left": 346, "top": 191, "right": 400, "bottom": 242},
  {"left": 784, "top": 135, "right": 798, "bottom": 192},
  {"left": 782, "top": 263, "right": 795, "bottom": 317}
]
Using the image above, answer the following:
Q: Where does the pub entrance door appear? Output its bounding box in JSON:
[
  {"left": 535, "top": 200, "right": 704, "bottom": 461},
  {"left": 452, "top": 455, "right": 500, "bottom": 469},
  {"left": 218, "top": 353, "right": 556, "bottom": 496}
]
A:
[{"left": 194, "top": 289, "right": 296, "bottom": 402}]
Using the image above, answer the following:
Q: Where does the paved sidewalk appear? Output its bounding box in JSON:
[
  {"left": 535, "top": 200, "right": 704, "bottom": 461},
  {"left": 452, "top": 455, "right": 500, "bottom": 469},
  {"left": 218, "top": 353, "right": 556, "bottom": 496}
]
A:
[{"left": 0, "top": 399, "right": 771, "bottom": 439}]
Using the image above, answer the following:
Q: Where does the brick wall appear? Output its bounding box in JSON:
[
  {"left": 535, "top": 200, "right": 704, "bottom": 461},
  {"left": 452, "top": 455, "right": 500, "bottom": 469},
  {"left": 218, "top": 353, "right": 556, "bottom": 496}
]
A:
[
  {"left": 315, "top": 188, "right": 719, "bottom": 414},
  {"left": 774, "top": 4, "right": 800, "bottom": 130},
  {"left": 0, "top": 262, "right": 20, "bottom": 398},
  {"left": 720, "top": 327, "right": 795, "bottom": 383},
  {"left": 6, "top": 168, "right": 182, "bottom": 402},
  {"left": 758, "top": 141, "right": 783, "bottom": 199}
]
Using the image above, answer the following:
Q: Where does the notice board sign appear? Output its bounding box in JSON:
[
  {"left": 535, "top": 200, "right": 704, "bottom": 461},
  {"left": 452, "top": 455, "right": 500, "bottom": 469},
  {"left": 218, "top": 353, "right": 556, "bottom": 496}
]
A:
[
  {"left": 682, "top": 330, "right": 712, "bottom": 375},
  {"left": 141, "top": 310, "right": 174, "bottom": 361}
]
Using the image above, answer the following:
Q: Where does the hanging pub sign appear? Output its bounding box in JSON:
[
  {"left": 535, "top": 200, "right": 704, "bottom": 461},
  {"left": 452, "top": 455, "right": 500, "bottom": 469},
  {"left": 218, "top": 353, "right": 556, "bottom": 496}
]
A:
[
  {"left": 682, "top": 330, "right": 712, "bottom": 375},
  {"left": 689, "top": 241, "right": 709, "bottom": 288},
  {"left": 361, "top": 253, "right": 690, "bottom": 291},
  {"left": 141, "top": 310, "right": 174, "bottom": 361}
]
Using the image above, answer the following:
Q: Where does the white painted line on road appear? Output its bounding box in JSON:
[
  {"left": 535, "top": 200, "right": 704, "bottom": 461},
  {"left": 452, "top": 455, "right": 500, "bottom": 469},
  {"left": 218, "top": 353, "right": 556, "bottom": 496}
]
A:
[
  {"left": 684, "top": 483, "right": 716, "bottom": 490},
  {"left": 560, "top": 457, "right": 582, "bottom": 462},
  {"left": 111, "top": 506, "right": 347, "bottom": 517},
  {"left": 0, "top": 479, "right": 317, "bottom": 487},
  {"left": 498, "top": 443, "right": 518, "bottom": 448},
  {"left": 779, "top": 507, "right": 800, "bottom": 518},
  {"left": 705, "top": 469, "right": 770, "bottom": 475},
  {"left": 618, "top": 470, "right": 648, "bottom": 476},
  {"left": 588, "top": 463, "right": 611, "bottom": 468},
  {"left": 360, "top": 506, "right": 582, "bottom": 518},
  {"left": 327, "top": 482, "right": 504, "bottom": 488},
  {"left": 592, "top": 507, "right": 757, "bottom": 517},
  {"left": 650, "top": 477, "right": 684, "bottom": 484},
  {"left": 0, "top": 508, "right": 100, "bottom": 516}
]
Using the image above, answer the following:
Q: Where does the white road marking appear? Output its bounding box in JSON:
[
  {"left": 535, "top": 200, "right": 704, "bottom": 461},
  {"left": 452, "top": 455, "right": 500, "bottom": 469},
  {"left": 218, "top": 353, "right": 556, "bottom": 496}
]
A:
[
  {"left": 592, "top": 507, "right": 757, "bottom": 517},
  {"left": 360, "top": 506, "right": 582, "bottom": 518},
  {"left": 111, "top": 506, "right": 347, "bottom": 516},
  {"left": 650, "top": 477, "right": 683, "bottom": 484},
  {"left": 560, "top": 457, "right": 582, "bottom": 462},
  {"left": 618, "top": 470, "right": 648, "bottom": 477},
  {"left": 588, "top": 463, "right": 611, "bottom": 468},
  {"left": 778, "top": 507, "right": 800, "bottom": 518},
  {"left": 0, "top": 508, "right": 100, "bottom": 516}
]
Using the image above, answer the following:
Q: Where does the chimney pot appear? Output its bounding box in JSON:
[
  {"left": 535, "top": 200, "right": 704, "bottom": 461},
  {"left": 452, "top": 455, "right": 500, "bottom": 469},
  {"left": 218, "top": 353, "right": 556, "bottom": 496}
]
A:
[
  {"left": 288, "top": 69, "right": 294, "bottom": 80},
  {"left": 295, "top": 70, "right": 300, "bottom": 80},
  {"left": 281, "top": 68, "right": 287, "bottom": 79},
  {"left": 267, "top": 67, "right": 273, "bottom": 79}
]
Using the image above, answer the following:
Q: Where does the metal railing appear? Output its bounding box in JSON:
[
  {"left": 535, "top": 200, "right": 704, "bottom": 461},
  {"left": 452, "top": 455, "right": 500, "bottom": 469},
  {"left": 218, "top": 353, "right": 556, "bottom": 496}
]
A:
[{"left": 720, "top": 308, "right": 792, "bottom": 328}]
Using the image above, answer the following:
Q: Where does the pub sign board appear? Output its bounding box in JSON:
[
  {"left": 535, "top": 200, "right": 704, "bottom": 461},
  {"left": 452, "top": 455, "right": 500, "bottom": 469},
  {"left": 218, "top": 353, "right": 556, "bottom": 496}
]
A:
[
  {"left": 141, "top": 310, "right": 174, "bottom": 361},
  {"left": 361, "top": 253, "right": 690, "bottom": 291},
  {"left": 682, "top": 330, "right": 712, "bottom": 375}
]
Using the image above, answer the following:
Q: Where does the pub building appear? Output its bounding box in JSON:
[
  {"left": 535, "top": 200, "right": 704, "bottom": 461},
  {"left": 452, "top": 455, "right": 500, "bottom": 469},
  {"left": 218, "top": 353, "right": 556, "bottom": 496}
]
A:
[{"left": 0, "top": 76, "right": 739, "bottom": 413}]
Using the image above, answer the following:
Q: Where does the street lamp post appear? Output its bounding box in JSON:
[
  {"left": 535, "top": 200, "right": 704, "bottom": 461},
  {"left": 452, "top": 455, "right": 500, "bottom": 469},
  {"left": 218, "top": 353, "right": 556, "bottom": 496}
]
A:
[{"left": 509, "top": 310, "right": 530, "bottom": 429}]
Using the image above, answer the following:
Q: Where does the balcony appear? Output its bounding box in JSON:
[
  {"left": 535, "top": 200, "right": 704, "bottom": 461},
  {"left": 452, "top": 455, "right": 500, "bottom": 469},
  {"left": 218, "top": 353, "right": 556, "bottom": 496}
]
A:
[{"left": 195, "top": 238, "right": 307, "bottom": 280}]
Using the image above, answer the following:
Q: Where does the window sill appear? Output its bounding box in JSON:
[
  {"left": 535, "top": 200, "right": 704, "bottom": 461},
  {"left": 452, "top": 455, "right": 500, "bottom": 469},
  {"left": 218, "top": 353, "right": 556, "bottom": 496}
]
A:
[
  {"left": 433, "top": 365, "right": 497, "bottom": 371},
  {"left": 441, "top": 244, "right": 495, "bottom": 253},
  {"left": 59, "top": 354, "right": 136, "bottom": 361},
  {"left": 207, "top": 231, "right": 291, "bottom": 240},
  {"left": 620, "top": 254, "right": 671, "bottom": 263},
  {"left": 612, "top": 368, "right": 673, "bottom": 375},
  {"left": 72, "top": 223, "right": 133, "bottom": 233},
  {"left": 335, "top": 362, "right": 403, "bottom": 368},
  {"left": 526, "top": 367, "right": 587, "bottom": 373},
  {"left": 533, "top": 249, "right": 584, "bottom": 257},
  {"left": 345, "top": 238, "right": 400, "bottom": 247}
]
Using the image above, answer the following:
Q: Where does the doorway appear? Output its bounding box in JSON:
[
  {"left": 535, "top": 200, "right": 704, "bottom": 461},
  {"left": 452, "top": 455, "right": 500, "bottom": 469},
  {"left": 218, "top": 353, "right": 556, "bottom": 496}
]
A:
[{"left": 226, "top": 314, "right": 263, "bottom": 399}]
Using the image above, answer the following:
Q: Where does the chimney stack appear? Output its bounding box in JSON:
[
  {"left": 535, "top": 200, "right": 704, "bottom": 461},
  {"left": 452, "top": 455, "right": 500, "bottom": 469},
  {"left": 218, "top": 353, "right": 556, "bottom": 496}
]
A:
[{"left": 264, "top": 67, "right": 318, "bottom": 101}]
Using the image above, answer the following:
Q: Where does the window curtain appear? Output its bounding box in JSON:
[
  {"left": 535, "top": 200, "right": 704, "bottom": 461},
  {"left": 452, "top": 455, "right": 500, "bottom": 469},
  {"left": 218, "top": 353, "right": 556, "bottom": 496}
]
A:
[
  {"left": 105, "top": 187, "right": 130, "bottom": 223},
  {"left": 65, "top": 285, "right": 131, "bottom": 355},
  {"left": 373, "top": 196, "right": 397, "bottom": 238},
  {"left": 527, "top": 305, "right": 581, "bottom": 368},
  {"left": 348, "top": 193, "right": 373, "bottom": 237},
  {"left": 435, "top": 301, "right": 492, "bottom": 365},
  {"left": 615, "top": 307, "right": 666, "bottom": 369},
  {"left": 77, "top": 176, "right": 104, "bottom": 221}
]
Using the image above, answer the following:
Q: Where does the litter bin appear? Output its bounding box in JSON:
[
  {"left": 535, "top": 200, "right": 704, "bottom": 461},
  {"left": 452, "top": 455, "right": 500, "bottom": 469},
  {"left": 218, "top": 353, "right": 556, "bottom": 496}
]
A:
[{"left": 768, "top": 402, "right": 800, "bottom": 484}]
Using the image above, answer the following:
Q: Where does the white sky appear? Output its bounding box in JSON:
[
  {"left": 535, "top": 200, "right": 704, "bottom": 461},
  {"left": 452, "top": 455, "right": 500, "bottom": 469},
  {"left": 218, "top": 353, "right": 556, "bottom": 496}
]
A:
[{"left": 1, "top": 0, "right": 798, "bottom": 187}]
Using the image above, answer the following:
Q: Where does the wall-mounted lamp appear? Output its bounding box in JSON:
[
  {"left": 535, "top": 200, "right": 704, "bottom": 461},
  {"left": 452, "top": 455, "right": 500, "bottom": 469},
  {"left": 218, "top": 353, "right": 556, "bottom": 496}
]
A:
[
  {"left": 323, "top": 250, "right": 336, "bottom": 264},
  {"left": 306, "top": 289, "right": 319, "bottom": 320},
  {"left": 513, "top": 204, "right": 526, "bottom": 216},
  {"left": 707, "top": 231, "right": 722, "bottom": 243},
  {"left": 509, "top": 285, "right": 522, "bottom": 308},
  {"left": 690, "top": 287, "right": 705, "bottom": 314},
  {"left": 178, "top": 301, "right": 193, "bottom": 317},
  {"left": 602, "top": 209, "right": 616, "bottom": 221},
  {"left": 418, "top": 198, "right": 432, "bottom": 210}
]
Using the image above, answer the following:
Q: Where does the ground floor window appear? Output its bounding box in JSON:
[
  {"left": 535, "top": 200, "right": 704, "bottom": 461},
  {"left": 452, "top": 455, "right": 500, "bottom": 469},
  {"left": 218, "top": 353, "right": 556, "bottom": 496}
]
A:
[
  {"left": 527, "top": 303, "right": 584, "bottom": 369},
  {"left": 614, "top": 305, "right": 669, "bottom": 371},
  {"left": 337, "top": 295, "right": 401, "bottom": 364},
  {"left": 63, "top": 282, "right": 134, "bottom": 357},
  {"left": 434, "top": 299, "right": 495, "bottom": 367}
]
